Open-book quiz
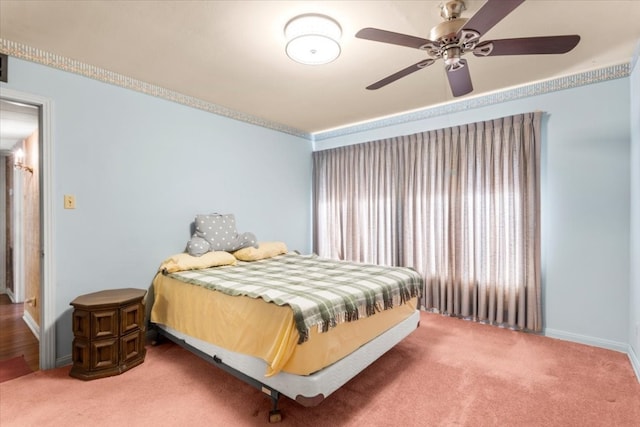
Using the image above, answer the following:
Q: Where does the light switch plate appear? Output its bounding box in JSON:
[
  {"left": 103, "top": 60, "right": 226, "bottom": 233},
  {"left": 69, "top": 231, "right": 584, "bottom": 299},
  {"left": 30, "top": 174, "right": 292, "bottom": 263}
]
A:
[{"left": 64, "top": 195, "right": 75, "bottom": 209}]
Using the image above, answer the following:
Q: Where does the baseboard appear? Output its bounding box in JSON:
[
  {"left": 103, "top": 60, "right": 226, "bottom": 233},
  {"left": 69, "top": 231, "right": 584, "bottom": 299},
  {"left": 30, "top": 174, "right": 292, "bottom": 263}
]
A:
[
  {"left": 56, "top": 354, "right": 72, "bottom": 368},
  {"left": 543, "top": 328, "right": 628, "bottom": 353},
  {"left": 628, "top": 345, "right": 640, "bottom": 383},
  {"left": 5, "top": 288, "right": 16, "bottom": 303},
  {"left": 22, "top": 310, "right": 40, "bottom": 341},
  {"left": 544, "top": 328, "right": 639, "bottom": 383}
]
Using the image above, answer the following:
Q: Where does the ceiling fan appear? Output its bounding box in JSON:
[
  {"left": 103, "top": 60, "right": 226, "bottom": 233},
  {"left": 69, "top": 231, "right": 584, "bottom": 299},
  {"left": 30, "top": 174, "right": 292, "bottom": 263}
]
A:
[{"left": 355, "top": 0, "right": 580, "bottom": 97}]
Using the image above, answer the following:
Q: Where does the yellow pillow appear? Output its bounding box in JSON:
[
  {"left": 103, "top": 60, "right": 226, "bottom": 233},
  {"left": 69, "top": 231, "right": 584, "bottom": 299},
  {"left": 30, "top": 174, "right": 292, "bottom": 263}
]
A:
[
  {"left": 159, "top": 251, "right": 237, "bottom": 273},
  {"left": 233, "top": 241, "right": 288, "bottom": 261}
]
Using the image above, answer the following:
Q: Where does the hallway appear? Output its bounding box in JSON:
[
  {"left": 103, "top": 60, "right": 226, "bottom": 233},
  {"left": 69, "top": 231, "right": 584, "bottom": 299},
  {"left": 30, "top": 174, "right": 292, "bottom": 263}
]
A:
[{"left": 0, "top": 293, "right": 38, "bottom": 371}]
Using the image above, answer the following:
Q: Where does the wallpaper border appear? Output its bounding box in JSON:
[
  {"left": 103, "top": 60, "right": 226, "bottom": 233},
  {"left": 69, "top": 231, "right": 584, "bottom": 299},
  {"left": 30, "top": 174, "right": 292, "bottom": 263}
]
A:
[{"left": 0, "top": 39, "right": 631, "bottom": 143}]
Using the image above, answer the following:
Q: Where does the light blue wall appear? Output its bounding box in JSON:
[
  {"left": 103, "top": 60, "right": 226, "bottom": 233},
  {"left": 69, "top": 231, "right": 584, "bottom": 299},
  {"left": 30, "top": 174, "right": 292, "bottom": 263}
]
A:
[
  {"left": 315, "top": 77, "right": 632, "bottom": 352},
  {"left": 1, "top": 58, "right": 312, "bottom": 361},
  {"left": 630, "top": 46, "right": 640, "bottom": 375},
  {"left": 2, "top": 55, "right": 635, "bottom": 369}
]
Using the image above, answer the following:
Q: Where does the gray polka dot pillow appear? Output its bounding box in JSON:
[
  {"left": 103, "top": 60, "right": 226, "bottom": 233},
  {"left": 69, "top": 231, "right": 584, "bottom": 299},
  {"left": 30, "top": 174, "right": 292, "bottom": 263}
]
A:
[{"left": 187, "top": 213, "right": 257, "bottom": 256}]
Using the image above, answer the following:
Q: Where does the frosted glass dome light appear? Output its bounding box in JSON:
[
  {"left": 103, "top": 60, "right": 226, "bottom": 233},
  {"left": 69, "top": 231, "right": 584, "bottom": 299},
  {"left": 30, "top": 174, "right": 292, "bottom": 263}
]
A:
[{"left": 285, "top": 14, "right": 342, "bottom": 65}]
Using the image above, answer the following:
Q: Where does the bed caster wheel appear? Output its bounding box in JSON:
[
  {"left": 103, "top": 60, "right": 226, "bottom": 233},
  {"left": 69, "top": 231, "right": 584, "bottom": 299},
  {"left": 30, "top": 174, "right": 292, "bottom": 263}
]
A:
[
  {"left": 150, "top": 330, "right": 164, "bottom": 346},
  {"left": 268, "top": 410, "right": 282, "bottom": 423}
]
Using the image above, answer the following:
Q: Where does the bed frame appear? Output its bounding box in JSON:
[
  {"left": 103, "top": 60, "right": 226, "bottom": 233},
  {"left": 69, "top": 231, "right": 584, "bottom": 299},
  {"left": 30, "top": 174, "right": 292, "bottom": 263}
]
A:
[{"left": 151, "top": 309, "right": 420, "bottom": 423}]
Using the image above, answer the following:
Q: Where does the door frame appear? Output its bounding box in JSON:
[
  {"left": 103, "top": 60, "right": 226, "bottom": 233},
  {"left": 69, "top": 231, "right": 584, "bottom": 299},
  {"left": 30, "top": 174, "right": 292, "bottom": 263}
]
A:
[
  {"left": 1, "top": 87, "right": 55, "bottom": 369},
  {"left": 12, "top": 161, "right": 24, "bottom": 303}
]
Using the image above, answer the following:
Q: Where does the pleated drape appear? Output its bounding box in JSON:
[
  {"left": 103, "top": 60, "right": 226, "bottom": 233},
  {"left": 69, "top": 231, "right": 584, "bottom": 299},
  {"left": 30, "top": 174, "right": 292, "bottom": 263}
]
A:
[{"left": 313, "top": 112, "right": 542, "bottom": 331}]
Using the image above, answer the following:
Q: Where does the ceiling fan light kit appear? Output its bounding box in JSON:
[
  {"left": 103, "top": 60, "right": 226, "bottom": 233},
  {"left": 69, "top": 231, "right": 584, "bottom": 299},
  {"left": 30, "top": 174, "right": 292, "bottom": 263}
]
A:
[
  {"left": 356, "top": 0, "right": 580, "bottom": 97},
  {"left": 285, "top": 14, "right": 342, "bottom": 65}
]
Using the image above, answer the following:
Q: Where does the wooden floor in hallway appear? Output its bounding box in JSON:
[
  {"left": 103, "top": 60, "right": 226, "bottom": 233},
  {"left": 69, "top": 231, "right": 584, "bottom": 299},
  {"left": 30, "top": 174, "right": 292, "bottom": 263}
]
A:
[{"left": 0, "top": 293, "right": 39, "bottom": 371}]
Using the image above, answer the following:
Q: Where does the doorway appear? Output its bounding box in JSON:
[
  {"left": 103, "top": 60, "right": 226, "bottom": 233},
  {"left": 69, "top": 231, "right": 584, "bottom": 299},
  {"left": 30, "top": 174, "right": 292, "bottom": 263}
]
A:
[
  {"left": 1, "top": 98, "right": 40, "bottom": 369},
  {"left": 0, "top": 88, "right": 55, "bottom": 369}
]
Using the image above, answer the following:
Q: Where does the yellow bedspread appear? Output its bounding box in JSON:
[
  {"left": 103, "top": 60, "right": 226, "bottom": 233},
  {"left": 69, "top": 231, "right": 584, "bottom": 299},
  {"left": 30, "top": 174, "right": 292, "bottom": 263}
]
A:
[{"left": 150, "top": 272, "right": 417, "bottom": 376}]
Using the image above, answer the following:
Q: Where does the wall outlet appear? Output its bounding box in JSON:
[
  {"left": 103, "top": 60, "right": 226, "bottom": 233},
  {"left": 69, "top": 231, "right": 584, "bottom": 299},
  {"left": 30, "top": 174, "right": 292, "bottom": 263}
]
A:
[{"left": 64, "top": 194, "right": 75, "bottom": 209}]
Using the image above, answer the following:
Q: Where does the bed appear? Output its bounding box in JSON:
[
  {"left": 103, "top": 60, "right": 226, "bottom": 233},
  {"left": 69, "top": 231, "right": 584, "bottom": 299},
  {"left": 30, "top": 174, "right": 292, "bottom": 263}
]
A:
[{"left": 149, "top": 245, "right": 423, "bottom": 422}]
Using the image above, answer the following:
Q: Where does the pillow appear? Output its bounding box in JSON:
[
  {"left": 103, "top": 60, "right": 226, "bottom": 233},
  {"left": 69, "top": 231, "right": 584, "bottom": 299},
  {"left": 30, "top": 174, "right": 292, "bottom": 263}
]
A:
[
  {"left": 159, "top": 251, "right": 237, "bottom": 273},
  {"left": 233, "top": 241, "right": 288, "bottom": 261},
  {"left": 186, "top": 236, "right": 211, "bottom": 257},
  {"left": 188, "top": 213, "right": 258, "bottom": 255}
]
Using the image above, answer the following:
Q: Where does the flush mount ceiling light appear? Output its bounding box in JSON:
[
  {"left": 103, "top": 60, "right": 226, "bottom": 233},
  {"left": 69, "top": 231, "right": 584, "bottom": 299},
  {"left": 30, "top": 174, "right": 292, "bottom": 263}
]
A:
[{"left": 285, "top": 14, "right": 342, "bottom": 65}]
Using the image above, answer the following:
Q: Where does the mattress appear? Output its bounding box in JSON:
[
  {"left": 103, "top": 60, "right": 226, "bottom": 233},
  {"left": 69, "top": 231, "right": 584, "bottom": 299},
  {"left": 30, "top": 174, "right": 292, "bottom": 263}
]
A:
[{"left": 151, "top": 271, "right": 418, "bottom": 376}]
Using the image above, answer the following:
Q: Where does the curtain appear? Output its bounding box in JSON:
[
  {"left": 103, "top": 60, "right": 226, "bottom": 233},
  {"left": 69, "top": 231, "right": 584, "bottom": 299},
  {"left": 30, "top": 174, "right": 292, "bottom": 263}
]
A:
[{"left": 313, "top": 112, "right": 542, "bottom": 331}]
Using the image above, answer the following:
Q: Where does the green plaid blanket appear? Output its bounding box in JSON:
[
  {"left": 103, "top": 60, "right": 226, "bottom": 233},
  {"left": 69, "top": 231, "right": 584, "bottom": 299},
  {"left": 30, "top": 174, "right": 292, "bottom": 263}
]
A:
[{"left": 167, "top": 253, "right": 423, "bottom": 343}]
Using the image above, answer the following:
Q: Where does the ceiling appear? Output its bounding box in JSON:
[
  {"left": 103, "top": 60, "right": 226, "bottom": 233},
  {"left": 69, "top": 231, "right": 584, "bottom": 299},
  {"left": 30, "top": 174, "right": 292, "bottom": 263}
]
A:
[{"left": 1, "top": 1, "right": 639, "bottom": 137}]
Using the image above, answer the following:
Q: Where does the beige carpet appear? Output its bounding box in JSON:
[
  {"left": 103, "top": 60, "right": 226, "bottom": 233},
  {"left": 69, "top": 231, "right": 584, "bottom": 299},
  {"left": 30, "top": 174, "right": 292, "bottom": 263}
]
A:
[{"left": 1, "top": 312, "right": 638, "bottom": 426}]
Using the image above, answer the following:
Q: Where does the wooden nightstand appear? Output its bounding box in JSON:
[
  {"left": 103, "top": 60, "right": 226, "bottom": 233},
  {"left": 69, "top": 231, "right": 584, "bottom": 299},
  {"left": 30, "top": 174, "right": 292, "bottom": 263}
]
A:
[{"left": 69, "top": 288, "right": 147, "bottom": 380}]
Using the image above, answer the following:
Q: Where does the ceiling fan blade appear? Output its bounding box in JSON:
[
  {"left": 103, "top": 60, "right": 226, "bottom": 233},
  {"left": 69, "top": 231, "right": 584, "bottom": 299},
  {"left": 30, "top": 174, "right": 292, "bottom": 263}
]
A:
[
  {"left": 473, "top": 35, "right": 581, "bottom": 56},
  {"left": 459, "top": 0, "right": 525, "bottom": 36},
  {"left": 366, "top": 59, "right": 435, "bottom": 90},
  {"left": 356, "top": 27, "right": 434, "bottom": 50},
  {"left": 446, "top": 59, "right": 473, "bottom": 97}
]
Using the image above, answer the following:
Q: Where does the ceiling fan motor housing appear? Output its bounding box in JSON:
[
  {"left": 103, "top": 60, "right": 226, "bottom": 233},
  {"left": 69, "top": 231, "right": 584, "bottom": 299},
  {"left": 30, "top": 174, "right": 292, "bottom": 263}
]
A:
[
  {"left": 429, "top": 17, "right": 468, "bottom": 43},
  {"left": 425, "top": 0, "right": 480, "bottom": 63}
]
